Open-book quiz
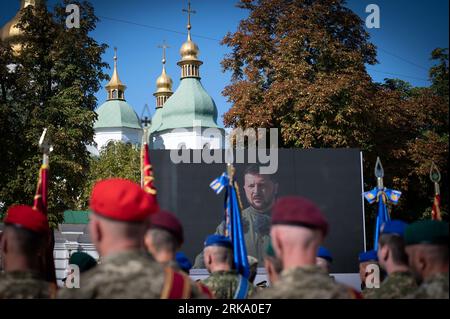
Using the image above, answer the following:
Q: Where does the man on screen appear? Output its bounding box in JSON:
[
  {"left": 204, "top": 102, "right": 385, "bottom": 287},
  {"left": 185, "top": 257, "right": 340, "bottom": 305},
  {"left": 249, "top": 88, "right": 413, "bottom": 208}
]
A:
[{"left": 193, "top": 165, "right": 278, "bottom": 268}]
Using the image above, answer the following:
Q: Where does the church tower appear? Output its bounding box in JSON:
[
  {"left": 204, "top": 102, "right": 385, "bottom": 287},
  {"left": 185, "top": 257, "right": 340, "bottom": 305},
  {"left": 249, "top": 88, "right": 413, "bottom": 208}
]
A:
[
  {"left": 149, "top": 43, "right": 173, "bottom": 141},
  {"left": 150, "top": 1, "right": 224, "bottom": 149},
  {"left": 93, "top": 48, "right": 142, "bottom": 152}
]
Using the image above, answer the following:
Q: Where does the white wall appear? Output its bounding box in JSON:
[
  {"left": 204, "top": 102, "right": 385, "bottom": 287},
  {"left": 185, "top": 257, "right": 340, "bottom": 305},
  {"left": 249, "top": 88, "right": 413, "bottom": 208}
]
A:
[
  {"left": 94, "top": 127, "right": 143, "bottom": 151},
  {"left": 151, "top": 127, "right": 225, "bottom": 150}
]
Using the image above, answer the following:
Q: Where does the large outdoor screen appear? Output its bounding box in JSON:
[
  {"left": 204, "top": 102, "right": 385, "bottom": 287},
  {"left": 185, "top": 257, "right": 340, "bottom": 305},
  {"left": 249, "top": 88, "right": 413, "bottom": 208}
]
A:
[{"left": 151, "top": 148, "right": 365, "bottom": 274}]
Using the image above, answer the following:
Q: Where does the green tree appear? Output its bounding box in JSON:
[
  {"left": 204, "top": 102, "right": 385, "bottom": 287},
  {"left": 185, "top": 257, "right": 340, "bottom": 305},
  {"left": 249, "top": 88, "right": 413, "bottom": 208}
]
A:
[
  {"left": 77, "top": 142, "right": 141, "bottom": 210},
  {"left": 221, "top": 0, "right": 377, "bottom": 148},
  {"left": 363, "top": 49, "right": 448, "bottom": 237},
  {"left": 429, "top": 48, "right": 449, "bottom": 101},
  {"left": 0, "top": 1, "right": 108, "bottom": 226}
]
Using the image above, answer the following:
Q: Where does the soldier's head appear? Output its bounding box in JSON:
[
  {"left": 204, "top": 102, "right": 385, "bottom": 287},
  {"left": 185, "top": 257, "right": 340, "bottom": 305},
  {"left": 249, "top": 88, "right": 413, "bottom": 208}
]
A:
[
  {"left": 88, "top": 179, "right": 158, "bottom": 257},
  {"left": 316, "top": 246, "right": 333, "bottom": 274},
  {"left": 144, "top": 210, "right": 183, "bottom": 264},
  {"left": 1, "top": 205, "right": 48, "bottom": 272},
  {"left": 264, "top": 238, "right": 283, "bottom": 284},
  {"left": 404, "top": 220, "right": 449, "bottom": 283},
  {"left": 243, "top": 165, "right": 278, "bottom": 212},
  {"left": 270, "top": 197, "right": 328, "bottom": 270},
  {"left": 203, "top": 235, "right": 233, "bottom": 273},
  {"left": 377, "top": 220, "right": 409, "bottom": 273}
]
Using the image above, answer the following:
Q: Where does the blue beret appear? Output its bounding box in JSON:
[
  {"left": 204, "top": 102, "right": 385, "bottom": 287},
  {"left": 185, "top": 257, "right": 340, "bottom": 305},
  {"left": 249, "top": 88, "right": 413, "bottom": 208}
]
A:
[
  {"left": 381, "top": 220, "right": 408, "bottom": 237},
  {"left": 175, "top": 252, "right": 192, "bottom": 272},
  {"left": 358, "top": 250, "right": 378, "bottom": 262},
  {"left": 204, "top": 234, "right": 232, "bottom": 248},
  {"left": 317, "top": 246, "right": 333, "bottom": 263}
]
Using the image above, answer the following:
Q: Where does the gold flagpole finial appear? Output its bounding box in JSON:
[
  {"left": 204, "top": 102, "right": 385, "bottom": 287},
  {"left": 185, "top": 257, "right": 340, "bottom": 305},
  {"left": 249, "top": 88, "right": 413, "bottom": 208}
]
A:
[
  {"left": 374, "top": 156, "right": 384, "bottom": 189},
  {"left": 430, "top": 162, "right": 441, "bottom": 195}
]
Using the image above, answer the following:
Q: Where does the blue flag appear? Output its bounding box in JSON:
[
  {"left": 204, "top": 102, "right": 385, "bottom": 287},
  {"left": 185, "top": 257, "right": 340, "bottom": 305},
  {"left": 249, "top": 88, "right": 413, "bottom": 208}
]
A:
[
  {"left": 210, "top": 171, "right": 250, "bottom": 278},
  {"left": 364, "top": 187, "right": 402, "bottom": 250}
]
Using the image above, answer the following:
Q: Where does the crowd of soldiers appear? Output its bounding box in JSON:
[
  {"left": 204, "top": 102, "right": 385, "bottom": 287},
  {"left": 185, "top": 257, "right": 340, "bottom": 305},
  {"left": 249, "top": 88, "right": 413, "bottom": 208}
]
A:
[{"left": 0, "top": 177, "right": 448, "bottom": 299}]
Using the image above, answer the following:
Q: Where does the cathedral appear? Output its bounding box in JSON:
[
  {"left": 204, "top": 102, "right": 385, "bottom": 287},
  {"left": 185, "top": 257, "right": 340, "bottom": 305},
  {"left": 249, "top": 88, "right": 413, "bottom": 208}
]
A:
[
  {"left": 1, "top": 0, "right": 225, "bottom": 153},
  {"left": 93, "top": 2, "right": 224, "bottom": 151}
]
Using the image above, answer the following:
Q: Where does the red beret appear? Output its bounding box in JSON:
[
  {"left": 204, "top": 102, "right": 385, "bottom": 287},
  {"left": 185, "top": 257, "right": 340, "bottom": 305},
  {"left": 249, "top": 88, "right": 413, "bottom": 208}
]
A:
[
  {"left": 90, "top": 178, "right": 159, "bottom": 222},
  {"left": 272, "top": 196, "right": 329, "bottom": 236},
  {"left": 4, "top": 205, "right": 49, "bottom": 234},
  {"left": 150, "top": 210, "right": 184, "bottom": 245}
]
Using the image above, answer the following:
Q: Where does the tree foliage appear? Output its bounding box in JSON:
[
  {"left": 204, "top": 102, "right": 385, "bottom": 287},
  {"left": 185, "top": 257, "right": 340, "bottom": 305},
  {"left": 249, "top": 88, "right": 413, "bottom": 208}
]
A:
[
  {"left": 76, "top": 142, "right": 141, "bottom": 210},
  {"left": 221, "top": 0, "right": 448, "bottom": 225},
  {"left": 0, "top": 1, "right": 108, "bottom": 225},
  {"left": 222, "top": 0, "right": 377, "bottom": 148}
]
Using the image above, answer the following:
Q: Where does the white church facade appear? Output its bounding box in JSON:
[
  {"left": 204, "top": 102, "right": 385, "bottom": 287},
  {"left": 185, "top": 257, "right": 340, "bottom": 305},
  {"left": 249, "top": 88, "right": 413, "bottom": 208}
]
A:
[{"left": 92, "top": 10, "right": 224, "bottom": 153}]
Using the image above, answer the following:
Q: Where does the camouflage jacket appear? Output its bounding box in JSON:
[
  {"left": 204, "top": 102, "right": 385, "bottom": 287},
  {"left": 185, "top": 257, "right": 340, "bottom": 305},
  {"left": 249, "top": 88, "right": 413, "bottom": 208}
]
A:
[
  {"left": 193, "top": 206, "right": 270, "bottom": 268},
  {"left": 0, "top": 271, "right": 55, "bottom": 299},
  {"left": 253, "top": 265, "right": 361, "bottom": 299},
  {"left": 57, "top": 250, "right": 206, "bottom": 299},
  {"left": 364, "top": 271, "right": 417, "bottom": 299},
  {"left": 405, "top": 272, "right": 449, "bottom": 299},
  {"left": 201, "top": 270, "right": 256, "bottom": 299}
]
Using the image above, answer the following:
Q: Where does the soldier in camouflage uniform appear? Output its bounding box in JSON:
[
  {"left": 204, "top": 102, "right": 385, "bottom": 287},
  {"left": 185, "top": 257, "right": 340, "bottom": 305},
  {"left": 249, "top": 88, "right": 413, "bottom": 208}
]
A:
[
  {"left": 143, "top": 209, "right": 214, "bottom": 298},
  {"left": 0, "top": 205, "right": 56, "bottom": 299},
  {"left": 201, "top": 235, "right": 255, "bottom": 299},
  {"left": 193, "top": 165, "right": 277, "bottom": 268},
  {"left": 404, "top": 220, "right": 449, "bottom": 299},
  {"left": 57, "top": 179, "right": 207, "bottom": 299},
  {"left": 364, "top": 220, "right": 417, "bottom": 299},
  {"left": 254, "top": 196, "right": 361, "bottom": 299}
]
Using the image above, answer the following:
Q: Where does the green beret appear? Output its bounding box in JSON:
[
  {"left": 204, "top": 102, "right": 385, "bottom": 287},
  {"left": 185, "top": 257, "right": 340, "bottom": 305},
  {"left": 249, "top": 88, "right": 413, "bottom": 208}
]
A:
[
  {"left": 69, "top": 252, "right": 97, "bottom": 273},
  {"left": 404, "top": 220, "right": 449, "bottom": 246}
]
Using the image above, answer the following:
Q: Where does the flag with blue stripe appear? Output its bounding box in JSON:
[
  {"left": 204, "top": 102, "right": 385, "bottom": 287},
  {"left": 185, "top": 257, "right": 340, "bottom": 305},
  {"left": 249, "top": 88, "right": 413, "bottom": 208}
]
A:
[
  {"left": 385, "top": 189, "right": 402, "bottom": 205},
  {"left": 211, "top": 171, "right": 250, "bottom": 279},
  {"left": 363, "top": 188, "right": 378, "bottom": 204},
  {"left": 209, "top": 173, "right": 229, "bottom": 194},
  {"left": 365, "top": 187, "right": 402, "bottom": 251}
]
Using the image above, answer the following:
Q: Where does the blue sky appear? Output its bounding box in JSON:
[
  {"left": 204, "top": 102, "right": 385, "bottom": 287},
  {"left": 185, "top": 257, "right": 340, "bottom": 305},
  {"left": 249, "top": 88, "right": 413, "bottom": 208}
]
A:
[{"left": 1, "top": 0, "right": 449, "bottom": 127}]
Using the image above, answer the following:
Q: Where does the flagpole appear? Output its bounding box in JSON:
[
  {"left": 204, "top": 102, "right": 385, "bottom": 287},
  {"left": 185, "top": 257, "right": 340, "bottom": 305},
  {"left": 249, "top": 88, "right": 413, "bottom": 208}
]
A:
[
  {"left": 141, "top": 127, "right": 148, "bottom": 188},
  {"left": 35, "top": 128, "right": 56, "bottom": 285},
  {"left": 430, "top": 162, "right": 442, "bottom": 221},
  {"left": 364, "top": 157, "right": 401, "bottom": 251}
]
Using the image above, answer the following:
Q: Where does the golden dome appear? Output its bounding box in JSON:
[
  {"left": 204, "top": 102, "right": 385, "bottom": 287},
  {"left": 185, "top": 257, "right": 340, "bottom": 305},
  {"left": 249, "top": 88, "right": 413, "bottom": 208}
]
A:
[
  {"left": 155, "top": 66, "right": 173, "bottom": 94},
  {"left": 105, "top": 48, "right": 126, "bottom": 91},
  {"left": 179, "top": 33, "right": 200, "bottom": 61},
  {"left": 105, "top": 48, "right": 126, "bottom": 100},
  {"left": 1, "top": 0, "right": 40, "bottom": 54}
]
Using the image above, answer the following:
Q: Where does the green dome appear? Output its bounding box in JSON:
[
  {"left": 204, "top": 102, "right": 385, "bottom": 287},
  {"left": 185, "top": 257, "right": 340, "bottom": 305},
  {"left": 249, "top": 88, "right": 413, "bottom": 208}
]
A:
[
  {"left": 157, "top": 78, "right": 219, "bottom": 132},
  {"left": 94, "top": 100, "right": 142, "bottom": 129},
  {"left": 149, "top": 108, "right": 163, "bottom": 133}
]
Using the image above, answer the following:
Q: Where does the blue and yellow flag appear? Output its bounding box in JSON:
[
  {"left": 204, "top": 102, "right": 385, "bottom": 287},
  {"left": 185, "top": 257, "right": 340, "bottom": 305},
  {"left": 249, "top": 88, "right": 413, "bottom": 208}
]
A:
[
  {"left": 364, "top": 187, "right": 402, "bottom": 250},
  {"left": 210, "top": 171, "right": 250, "bottom": 279}
]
